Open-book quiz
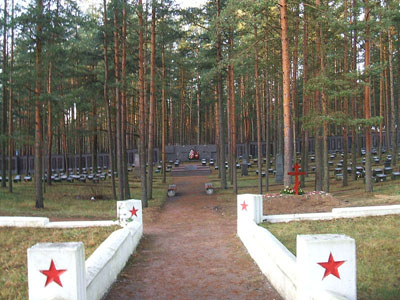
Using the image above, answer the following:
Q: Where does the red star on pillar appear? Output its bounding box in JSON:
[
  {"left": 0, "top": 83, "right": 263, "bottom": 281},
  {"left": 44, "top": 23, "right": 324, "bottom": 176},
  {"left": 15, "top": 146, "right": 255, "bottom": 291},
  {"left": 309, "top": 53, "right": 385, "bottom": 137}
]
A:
[
  {"left": 40, "top": 259, "right": 67, "bottom": 287},
  {"left": 317, "top": 252, "right": 346, "bottom": 280},
  {"left": 240, "top": 201, "right": 248, "bottom": 211},
  {"left": 129, "top": 206, "right": 139, "bottom": 217}
]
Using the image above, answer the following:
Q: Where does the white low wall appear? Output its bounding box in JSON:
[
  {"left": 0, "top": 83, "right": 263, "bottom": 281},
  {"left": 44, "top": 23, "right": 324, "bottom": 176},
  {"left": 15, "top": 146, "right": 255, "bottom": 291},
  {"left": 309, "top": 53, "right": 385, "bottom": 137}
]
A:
[
  {"left": 0, "top": 216, "right": 50, "bottom": 227},
  {"left": 238, "top": 217, "right": 297, "bottom": 300},
  {"left": 25, "top": 199, "right": 143, "bottom": 300},
  {"left": 0, "top": 216, "right": 118, "bottom": 228},
  {"left": 86, "top": 220, "right": 143, "bottom": 300},
  {"left": 237, "top": 194, "right": 362, "bottom": 300},
  {"left": 264, "top": 204, "right": 400, "bottom": 223}
]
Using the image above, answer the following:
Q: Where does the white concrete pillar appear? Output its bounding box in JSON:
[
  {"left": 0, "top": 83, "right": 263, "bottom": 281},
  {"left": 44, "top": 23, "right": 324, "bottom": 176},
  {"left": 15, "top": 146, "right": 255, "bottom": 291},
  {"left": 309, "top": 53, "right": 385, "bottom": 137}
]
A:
[
  {"left": 117, "top": 199, "right": 143, "bottom": 227},
  {"left": 27, "top": 242, "right": 86, "bottom": 300},
  {"left": 297, "top": 234, "right": 356, "bottom": 300},
  {"left": 237, "top": 194, "right": 263, "bottom": 224}
]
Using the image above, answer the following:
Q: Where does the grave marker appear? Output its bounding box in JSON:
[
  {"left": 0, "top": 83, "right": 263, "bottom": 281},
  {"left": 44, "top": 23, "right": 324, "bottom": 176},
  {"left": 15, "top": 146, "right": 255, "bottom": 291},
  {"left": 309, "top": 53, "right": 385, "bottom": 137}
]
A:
[{"left": 288, "top": 162, "right": 306, "bottom": 195}]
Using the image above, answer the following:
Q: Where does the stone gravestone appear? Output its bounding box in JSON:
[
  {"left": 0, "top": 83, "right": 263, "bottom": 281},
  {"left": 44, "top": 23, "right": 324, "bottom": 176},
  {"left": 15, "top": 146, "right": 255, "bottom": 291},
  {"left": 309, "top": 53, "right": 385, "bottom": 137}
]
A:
[
  {"left": 134, "top": 153, "right": 140, "bottom": 176},
  {"left": 241, "top": 158, "right": 248, "bottom": 176},
  {"left": 275, "top": 153, "right": 284, "bottom": 184}
]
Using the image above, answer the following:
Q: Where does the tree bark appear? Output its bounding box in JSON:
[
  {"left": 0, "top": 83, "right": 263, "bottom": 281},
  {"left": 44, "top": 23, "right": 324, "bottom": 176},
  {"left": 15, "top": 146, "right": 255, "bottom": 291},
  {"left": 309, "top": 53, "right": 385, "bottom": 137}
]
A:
[
  {"left": 138, "top": 0, "right": 148, "bottom": 206},
  {"left": 114, "top": 6, "right": 124, "bottom": 200},
  {"left": 364, "top": 0, "right": 373, "bottom": 192},
  {"left": 8, "top": 0, "right": 14, "bottom": 192},
  {"left": 216, "top": 0, "right": 227, "bottom": 189},
  {"left": 388, "top": 26, "right": 397, "bottom": 166},
  {"left": 147, "top": 1, "right": 156, "bottom": 200},
  {"left": 279, "top": 0, "right": 292, "bottom": 187},
  {"left": 103, "top": 0, "right": 117, "bottom": 200},
  {"left": 34, "top": 0, "right": 44, "bottom": 208},
  {"left": 301, "top": 3, "right": 309, "bottom": 188},
  {"left": 122, "top": 0, "right": 130, "bottom": 198},
  {"left": 342, "top": 0, "right": 349, "bottom": 187},
  {"left": 2, "top": 0, "right": 7, "bottom": 189},
  {"left": 254, "top": 26, "right": 262, "bottom": 194}
]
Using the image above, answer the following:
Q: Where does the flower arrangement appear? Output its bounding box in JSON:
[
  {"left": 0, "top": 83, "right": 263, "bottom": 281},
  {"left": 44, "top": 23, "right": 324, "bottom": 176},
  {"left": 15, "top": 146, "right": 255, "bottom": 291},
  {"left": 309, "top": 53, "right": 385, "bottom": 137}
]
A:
[{"left": 280, "top": 185, "right": 305, "bottom": 195}]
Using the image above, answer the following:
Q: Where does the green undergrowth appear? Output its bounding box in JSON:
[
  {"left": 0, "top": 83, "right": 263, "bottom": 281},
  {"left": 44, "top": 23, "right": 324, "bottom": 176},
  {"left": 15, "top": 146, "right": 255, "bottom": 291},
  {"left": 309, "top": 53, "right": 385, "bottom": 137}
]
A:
[{"left": 263, "top": 216, "right": 400, "bottom": 300}]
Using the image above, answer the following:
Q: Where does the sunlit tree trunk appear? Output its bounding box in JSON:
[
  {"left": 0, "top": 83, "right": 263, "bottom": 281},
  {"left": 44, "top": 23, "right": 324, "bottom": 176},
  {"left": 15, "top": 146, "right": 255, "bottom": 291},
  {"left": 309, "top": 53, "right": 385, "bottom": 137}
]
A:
[
  {"left": 279, "top": 0, "right": 292, "bottom": 187},
  {"left": 147, "top": 1, "right": 156, "bottom": 199}
]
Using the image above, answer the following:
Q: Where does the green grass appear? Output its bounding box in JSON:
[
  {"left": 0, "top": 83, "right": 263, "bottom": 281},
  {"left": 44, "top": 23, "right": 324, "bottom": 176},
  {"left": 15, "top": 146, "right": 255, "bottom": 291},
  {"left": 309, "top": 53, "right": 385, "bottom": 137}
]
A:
[
  {"left": 263, "top": 216, "right": 400, "bottom": 300},
  {"left": 0, "top": 226, "right": 119, "bottom": 300},
  {"left": 0, "top": 172, "right": 169, "bottom": 219}
]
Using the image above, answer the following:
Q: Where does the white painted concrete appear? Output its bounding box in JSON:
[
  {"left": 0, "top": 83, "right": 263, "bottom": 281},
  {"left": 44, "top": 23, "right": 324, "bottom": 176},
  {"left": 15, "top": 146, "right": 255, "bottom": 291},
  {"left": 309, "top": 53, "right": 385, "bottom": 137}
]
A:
[
  {"left": 86, "top": 220, "right": 142, "bottom": 300},
  {"left": 237, "top": 194, "right": 263, "bottom": 224},
  {"left": 332, "top": 204, "right": 400, "bottom": 218},
  {"left": 0, "top": 216, "right": 49, "bottom": 227},
  {"left": 297, "top": 234, "right": 356, "bottom": 300},
  {"left": 46, "top": 220, "right": 118, "bottom": 228},
  {"left": 238, "top": 217, "right": 297, "bottom": 300},
  {"left": 27, "top": 242, "right": 86, "bottom": 300},
  {"left": 238, "top": 194, "right": 356, "bottom": 300},
  {"left": 263, "top": 204, "right": 400, "bottom": 223},
  {"left": 24, "top": 199, "right": 143, "bottom": 300},
  {"left": 117, "top": 199, "right": 143, "bottom": 227}
]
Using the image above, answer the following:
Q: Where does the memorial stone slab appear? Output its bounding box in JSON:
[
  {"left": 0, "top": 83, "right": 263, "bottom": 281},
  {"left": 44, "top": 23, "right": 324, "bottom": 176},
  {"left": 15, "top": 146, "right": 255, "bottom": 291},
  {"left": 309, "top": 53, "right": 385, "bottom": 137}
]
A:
[{"left": 275, "top": 153, "right": 284, "bottom": 184}]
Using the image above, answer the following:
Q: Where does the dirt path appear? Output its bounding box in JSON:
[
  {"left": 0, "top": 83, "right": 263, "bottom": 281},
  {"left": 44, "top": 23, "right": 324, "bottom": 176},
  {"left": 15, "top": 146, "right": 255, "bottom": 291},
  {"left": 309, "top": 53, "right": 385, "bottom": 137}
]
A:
[{"left": 105, "top": 175, "right": 282, "bottom": 300}]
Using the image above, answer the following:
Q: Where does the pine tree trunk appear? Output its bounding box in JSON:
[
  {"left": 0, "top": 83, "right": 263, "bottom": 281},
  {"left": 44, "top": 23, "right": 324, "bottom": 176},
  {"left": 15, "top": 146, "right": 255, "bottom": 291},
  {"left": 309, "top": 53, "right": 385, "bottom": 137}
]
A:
[
  {"left": 122, "top": 0, "right": 130, "bottom": 198},
  {"left": 342, "top": 0, "right": 349, "bottom": 187},
  {"left": 301, "top": 4, "right": 309, "bottom": 188},
  {"left": 103, "top": 0, "right": 117, "bottom": 200},
  {"left": 254, "top": 26, "right": 262, "bottom": 194},
  {"left": 8, "top": 0, "right": 14, "bottom": 192},
  {"left": 138, "top": 0, "right": 148, "bottom": 206},
  {"left": 280, "top": 0, "right": 292, "bottom": 187},
  {"left": 388, "top": 27, "right": 397, "bottom": 166},
  {"left": 216, "top": 0, "right": 226, "bottom": 189},
  {"left": 114, "top": 7, "right": 124, "bottom": 200},
  {"left": 364, "top": 0, "right": 373, "bottom": 192},
  {"left": 229, "top": 34, "right": 237, "bottom": 194},
  {"left": 2, "top": 0, "right": 7, "bottom": 189},
  {"left": 147, "top": 1, "right": 156, "bottom": 200},
  {"left": 47, "top": 62, "right": 52, "bottom": 186},
  {"left": 379, "top": 35, "right": 384, "bottom": 159},
  {"left": 161, "top": 30, "right": 166, "bottom": 183},
  {"left": 34, "top": 0, "right": 44, "bottom": 208}
]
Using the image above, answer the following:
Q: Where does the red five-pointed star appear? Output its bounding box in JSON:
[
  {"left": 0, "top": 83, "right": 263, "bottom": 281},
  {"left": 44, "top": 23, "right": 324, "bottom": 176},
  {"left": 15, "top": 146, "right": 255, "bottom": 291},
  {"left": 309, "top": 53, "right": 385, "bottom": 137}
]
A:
[
  {"left": 240, "top": 201, "right": 248, "bottom": 211},
  {"left": 317, "top": 252, "right": 346, "bottom": 280},
  {"left": 40, "top": 259, "right": 67, "bottom": 287},
  {"left": 129, "top": 206, "right": 139, "bottom": 217}
]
